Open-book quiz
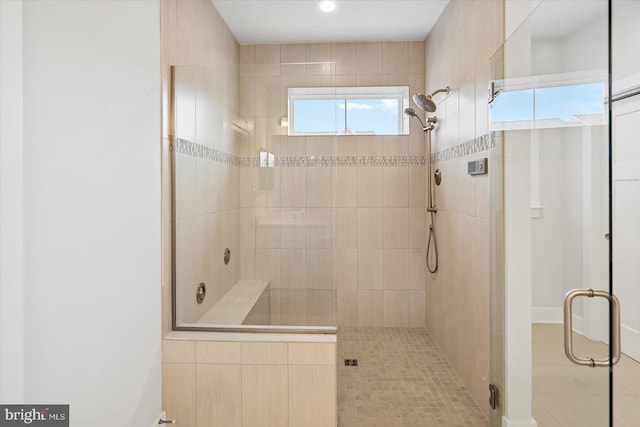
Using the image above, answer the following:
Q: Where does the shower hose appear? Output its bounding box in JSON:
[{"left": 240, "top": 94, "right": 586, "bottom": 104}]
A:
[{"left": 426, "top": 210, "right": 438, "bottom": 273}]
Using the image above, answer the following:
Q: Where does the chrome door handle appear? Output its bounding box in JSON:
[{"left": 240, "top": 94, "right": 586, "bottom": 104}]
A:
[{"left": 563, "top": 289, "right": 621, "bottom": 367}]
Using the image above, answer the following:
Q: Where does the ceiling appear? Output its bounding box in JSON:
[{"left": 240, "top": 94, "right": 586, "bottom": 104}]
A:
[
  {"left": 211, "top": 0, "right": 449, "bottom": 45},
  {"left": 530, "top": 0, "right": 606, "bottom": 41}
]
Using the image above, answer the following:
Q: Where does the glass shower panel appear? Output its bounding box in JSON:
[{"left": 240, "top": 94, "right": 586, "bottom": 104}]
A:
[
  {"left": 611, "top": 1, "right": 640, "bottom": 424},
  {"left": 172, "top": 58, "right": 339, "bottom": 331},
  {"left": 172, "top": 63, "right": 244, "bottom": 329},
  {"left": 240, "top": 60, "right": 339, "bottom": 328},
  {"left": 491, "top": 1, "right": 612, "bottom": 425}
]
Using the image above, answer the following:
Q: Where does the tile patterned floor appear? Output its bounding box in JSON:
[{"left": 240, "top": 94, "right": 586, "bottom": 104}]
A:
[{"left": 337, "top": 327, "right": 487, "bottom": 427}]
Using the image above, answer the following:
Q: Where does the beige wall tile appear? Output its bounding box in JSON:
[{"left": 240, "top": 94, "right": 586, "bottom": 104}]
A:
[
  {"left": 163, "top": 340, "right": 195, "bottom": 364},
  {"left": 357, "top": 135, "right": 382, "bottom": 156},
  {"left": 335, "top": 136, "right": 357, "bottom": 157},
  {"left": 196, "top": 364, "right": 241, "bottom": 427},
  {"left": 337, "top": 290, "right": 358, "bottom": 326},
  {"left": 306, "top": 290, "right": 334, "bottom": 325},
  {"left": 288, "top": 343, "right": 336, "bottom": 366},
  {"left": 408, "top": 41, "right": 425, "bottom": 74},
  {"left": 281, "top": 248, "right": 306, "bottom": 289},
  {"left": 382, "top": 73, "right": 408, "bottom": 86},
  {"left": 408, "top": 166, "right": 425, "bottom": 207},
  {"left": 306, "top": 73, "right": 335, "bottom": 86},
  {"left": 242, "top": 365, "right": 288, "bottom": 427},
  {"left": 382, "top": 135, "right": 409, "bottom": 157},
  {"left": 280, "top": 136, "right": 306, "bottom": 157},
  {"left": 383, "top": 208, "right": 409, "bottom": 248},
  {"left": 408, "top": 290, "right": 426, "bottom": 326},
  {"left": 163, "top": 363, "right": 196, "bottom": 427},
  {"left": 331, "top": 43, "right": 357, "bottom": 75},
  {"left": 175, "top": 154, "right": 197, "bottom": 220},
  {"left": 357, "top": 74, "right": 383, "bottom": 86},
  {"left": 333, "top": 208, "right": 358, "bottom": 248},
  {"left": 255, "top": 208, "right": 281, "bottom": 248},
  {"left": 357, "top": 249, "right": 383, "bottom": 290},
  {"left": 383, "top": 166, "right": 409, "bottom": 206},
  {"left": 335, "top": 74, "right": 358, "bottom": 86},
  {"left": 281, "top": 43, "right": 305, "bottom": 63},
  {"left": 280, "top": 167, "right": 306, "bottom": 208},
  {"left": 240, "top": 45, "right": 255, "bottom": 64},
  {"left": 383, "top": 249, "right": 409, "bottom": 289},
  {"left": 357, "top": 166, "right": 383, "bottom": 207},
  {"left": 306, "top": 136, "right": 335, "bottom": 157},
  {"left": 195, "top": 341, "right": 241, "bottom": 364},
  {"left": 241, "top": 342, "right": 288, "bottom": 365},
  {"left": 356, "top": 42, "right": 382, "bottom": 75},
  {"left": 408, "top": 208, "right": 427, "bottom": 249},
  {"left": 357, "top": 290, "right": 384, "bottom": 326},
  {"left": 305, "top": 43, "right": 332, "bottom": 75},
  {"left": 475, "top": 171, "right": 490, "bottom": 219},
  {"left": 332, "top": 167, "right": 357, "bottom": 207},
  {"left": 458, "top": 81, "right": 476, "bottom": 143},
  {"left": 255, "top": 248, "right": 281, "bottom": 288},
  {"left": 176, "top": 217, "right": 196, "bottom": 285},
  {"left": 409, "top": 248, "right": 426, "bottom": 290},
  {"left": 382, "top": 41, "right": 408, "bottom": 75},
  {"left": 306, "top": 208, "right": 332, "bottom": 248},
  {"left": 306, "top": 167, "right": 332, "bottom": 207},
  {"left": 255, "top": 76, "right": 281, "bottom": 117},
  {"left": 281, "top": 210, "right": 306, "bottom": 249},
  {"left": 279, "top": 289, "right": 307, "bottom": 325},
  {"left": 384, "top": 290, "right": 409, "bottom": 327},
  {"left": 255, "top": 44, "right": 280, "bottom": 64},
  {"left": 306, "top": 248, "right": 333, "bottom": 289},
  {"left": 334, "top": 249, "right": 357, "bottom": 290},
  {"left": 357, "top": 208, "right": 383, "bottom": 249},
  {"left": 289, "top": 365, "right": 337, "bottom": 427}
]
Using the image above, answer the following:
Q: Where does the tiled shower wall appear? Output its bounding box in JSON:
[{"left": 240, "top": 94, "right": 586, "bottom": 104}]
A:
[
  {"left": 423, "top": 0, "right": 504, "bottom": 417},
  {"left": 237, "top": 41, "right": 428, "bottom": 327},
  {"left": 161, "top": 0, "right": 241, "bottom": 328}
]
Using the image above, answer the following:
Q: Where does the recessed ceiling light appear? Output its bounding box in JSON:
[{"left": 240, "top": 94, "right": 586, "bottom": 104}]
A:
[{"left": 317, "top": 0, "right": 337, "bottom": 13}]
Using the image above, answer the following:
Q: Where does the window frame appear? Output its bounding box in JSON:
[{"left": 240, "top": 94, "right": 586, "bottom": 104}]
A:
[{"left": 287, "top": 86, "right": 410, "bottom": 136}]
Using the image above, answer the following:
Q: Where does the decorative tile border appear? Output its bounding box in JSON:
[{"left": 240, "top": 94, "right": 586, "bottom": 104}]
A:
[
  {"left": 175, "top": 138, "right": 425, "bottom": 167},
  {"left": 175, "top": 137, "right": 241, "bottom": 166},
  {"left": 176, "top": 132, "right": 500, "bottom": 167},
  {"left": 432, "top": 132, "right": 497, "bottom": 163},
  {"left": 276, "top": 156, "right": 425, "bottom": 167}
]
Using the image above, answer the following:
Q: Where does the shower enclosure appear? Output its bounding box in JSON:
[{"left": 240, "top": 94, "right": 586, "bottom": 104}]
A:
[
  {"left": 490, "top": 1, "right": 640, "bottom": 425},
  {"left": 170, "top": 41, "right": 428, "bottom": 333}
]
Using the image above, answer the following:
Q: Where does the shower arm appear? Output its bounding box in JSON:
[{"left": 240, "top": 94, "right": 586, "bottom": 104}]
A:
[{"left": 430, "top": 86, "right": 451, "bottom": 98}]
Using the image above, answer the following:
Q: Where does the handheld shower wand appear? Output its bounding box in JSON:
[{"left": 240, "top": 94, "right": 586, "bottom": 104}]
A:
[
  {"left": 403, "top": 88, "right": 451, "bottom": 274},
  {"left": 403, "top": 107, "right": 436, "bottom": 131}
]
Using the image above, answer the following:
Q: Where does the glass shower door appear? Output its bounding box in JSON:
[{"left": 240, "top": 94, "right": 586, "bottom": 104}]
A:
[{"left": 490, "top": 1, "right": 619, "bottom": 425}]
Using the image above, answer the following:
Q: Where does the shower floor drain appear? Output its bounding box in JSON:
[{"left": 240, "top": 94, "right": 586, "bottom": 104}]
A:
[{"left": 344, "top": 359, "right": 358, "bottom": 367}]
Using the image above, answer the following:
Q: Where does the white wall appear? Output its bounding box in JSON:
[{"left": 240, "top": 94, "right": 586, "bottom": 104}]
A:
[
  {"left": 0, "top": 0, "right": 25, "bottom": 403},
  {"left": 613, "top": 0, "right": 640, "bottom": 92},
  {"left": 19, "top": 1, "right": 162, "bottom": 425}
]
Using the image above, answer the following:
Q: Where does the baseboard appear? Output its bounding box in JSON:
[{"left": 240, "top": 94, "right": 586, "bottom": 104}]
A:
[
  {"left": 502, "top": 416, "right": 538, "bottom": 427},
  {"left": 531, "top": 307, "right": 562, "bottom": 324}
]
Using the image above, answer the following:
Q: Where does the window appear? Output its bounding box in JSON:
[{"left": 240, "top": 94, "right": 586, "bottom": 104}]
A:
[
  {"left": 491, "top": 82, "right": 604, "bottom": 126},
  {"left": 288, "top": 86, "right": 410, "bottom": 136}
]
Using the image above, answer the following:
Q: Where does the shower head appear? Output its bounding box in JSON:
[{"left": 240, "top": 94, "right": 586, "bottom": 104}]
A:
[
  {"left": 413, "top": 94, "right": 437, "bottom": 113},
  {"left": 412, "top": 86, "right": 451, "bottom": 113}
]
